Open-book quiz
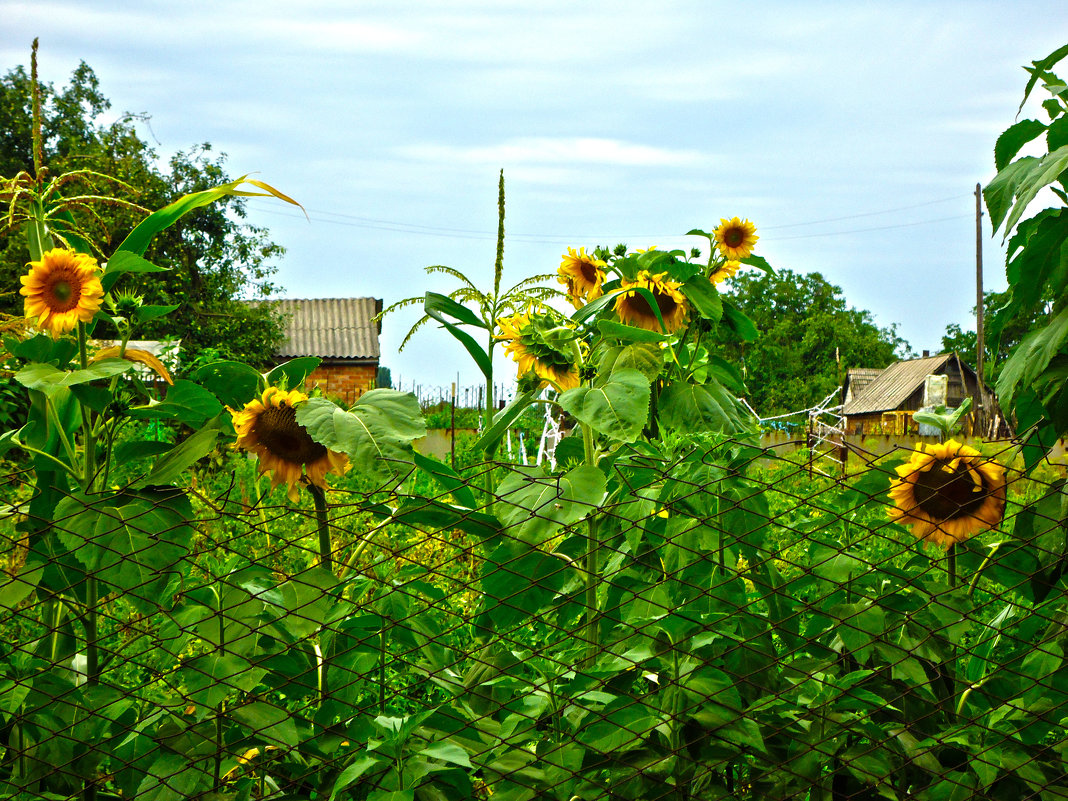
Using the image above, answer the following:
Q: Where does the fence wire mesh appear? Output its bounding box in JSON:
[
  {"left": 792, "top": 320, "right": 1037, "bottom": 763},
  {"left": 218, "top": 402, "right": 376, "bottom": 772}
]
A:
[{"left": 1, "top": 436, "right": 1065, "bottom": 800}]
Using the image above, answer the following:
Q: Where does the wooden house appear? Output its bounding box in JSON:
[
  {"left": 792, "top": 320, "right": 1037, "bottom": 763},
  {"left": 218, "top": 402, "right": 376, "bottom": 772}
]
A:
[{"left": 841, "top": 352, "right": 1004, "bottom": 437}]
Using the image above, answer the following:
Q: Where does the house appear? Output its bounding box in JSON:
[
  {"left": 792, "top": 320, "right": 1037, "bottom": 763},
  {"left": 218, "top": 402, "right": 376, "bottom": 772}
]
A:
[
  {"left": 273, "top": 298, "right": 382, "bottom": 404},
  {"left": 841, "top": 351, "right": 1005, "bottom": 438}
]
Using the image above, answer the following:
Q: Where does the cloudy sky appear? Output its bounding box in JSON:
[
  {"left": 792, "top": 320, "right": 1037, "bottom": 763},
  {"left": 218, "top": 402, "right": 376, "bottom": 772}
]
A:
[{"left": 5, "top": 1, "right": 1066, "bottom": 398}]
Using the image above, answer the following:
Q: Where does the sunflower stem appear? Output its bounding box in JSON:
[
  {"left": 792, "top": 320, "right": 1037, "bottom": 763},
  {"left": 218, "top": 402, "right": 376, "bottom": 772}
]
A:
[
  {"left": 947, "top": 544, "right": 957, "bottom": 588},
  {"left": 309, "top": 484, "right": 332, "bottom": 575}
]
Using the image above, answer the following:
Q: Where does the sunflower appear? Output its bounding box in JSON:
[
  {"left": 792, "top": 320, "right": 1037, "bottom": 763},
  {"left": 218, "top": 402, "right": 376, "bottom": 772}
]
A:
[
  {"left": 713, "top": 217, "right": 759, "bottom": 260},
  {"left": 888, "top": 439, "right": 1006, "bottom": 548},
  {"left": 497, "top": 312, "right": 580, "bottom": 391},
  {"left": 230, "top": 387, "right": 349, "bottom": 502},
  {"left": 558, "top": 247, "right": 607, "bottom": 308},
  {"left": 613, "top": 270, "right": 688, "bottom": 333},
  {"left": 710, "top": 259, "right": 741, "bottom": 285},
  {"left": 20, "top": 248, "right": 104, "bottom": 337}
]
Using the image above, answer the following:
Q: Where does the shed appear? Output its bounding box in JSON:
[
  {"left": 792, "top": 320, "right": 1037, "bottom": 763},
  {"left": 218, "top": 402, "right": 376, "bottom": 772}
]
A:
[
  {"left": 841, "top": 352, "right": 1004, "bottom": 437},
  {"left": 273, "top": 297, "right": 382, "bottom": 404}
]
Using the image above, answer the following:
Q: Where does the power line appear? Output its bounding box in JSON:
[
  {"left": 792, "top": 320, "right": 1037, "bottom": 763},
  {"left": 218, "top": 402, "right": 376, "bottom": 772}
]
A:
[
  {"left": 246, "top": 201, "right": 976, "bottom": 245},
  {"left": 758, "top": 193, "right": 969, "bottom": 230}
]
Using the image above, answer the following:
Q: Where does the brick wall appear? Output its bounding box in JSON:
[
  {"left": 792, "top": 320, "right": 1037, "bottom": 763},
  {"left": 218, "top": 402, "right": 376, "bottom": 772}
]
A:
[{"left": 304, "top": 363, "right": 377, "bottom": 404}]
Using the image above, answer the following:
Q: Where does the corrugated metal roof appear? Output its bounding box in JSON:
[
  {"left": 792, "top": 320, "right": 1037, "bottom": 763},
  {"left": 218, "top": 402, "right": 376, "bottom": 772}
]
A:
[
  {"left": 843, "top": 353, "right": 954, "bottom": 415},
  {"left": 843, "top": 368, "right": 883, "bottom": 404},
  {"left": 274, "top": 298, "right": 381, "bottom": 360}
]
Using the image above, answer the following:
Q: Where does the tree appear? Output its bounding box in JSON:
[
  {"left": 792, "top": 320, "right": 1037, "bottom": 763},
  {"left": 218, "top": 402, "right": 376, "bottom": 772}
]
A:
[
  {"left": 0, "top": 57, "right": 287, "bottom": 368},
  {"left": 716, "top": 268, "right": 912, "bottom": 417}
]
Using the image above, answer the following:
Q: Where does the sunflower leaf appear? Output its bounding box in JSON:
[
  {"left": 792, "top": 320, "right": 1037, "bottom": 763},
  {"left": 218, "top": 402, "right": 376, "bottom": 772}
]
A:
[
  {"left": 136, "top": 415, "right": 225, "bottom": 488},
  {"left": 494, "top": 464, "right": 606, "bottom": 545},
  {"left": 995, "top": 119, "right": 1047, "bottom": 171},
  {"left": 15, "top": 359, "right": 132, "bottom": 397},
  {"left": 657, "top": 379, "right": 748, "bottom": 434},
  {"left": 101, "top": 251, "right": 168, "bottom": 293},
  {"left": 681, "top": 277, "right": 723, "bottom": 322},
  {"left": 559, "top": 368, "right": 650, "bottom": 443},
  {"left": 297, "top": 392, "right": 426, "bottom": 483}
]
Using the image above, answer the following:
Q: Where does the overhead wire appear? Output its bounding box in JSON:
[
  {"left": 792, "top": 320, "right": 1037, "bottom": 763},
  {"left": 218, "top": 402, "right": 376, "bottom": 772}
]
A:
[{"left": 245, "top": 191, "right": 976, "bottom": 244}]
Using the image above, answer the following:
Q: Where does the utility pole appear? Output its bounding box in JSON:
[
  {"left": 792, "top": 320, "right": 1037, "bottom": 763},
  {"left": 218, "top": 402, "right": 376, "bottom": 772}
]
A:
[{"left": 975, "top": 182, "right": 986, "bottom": 433}]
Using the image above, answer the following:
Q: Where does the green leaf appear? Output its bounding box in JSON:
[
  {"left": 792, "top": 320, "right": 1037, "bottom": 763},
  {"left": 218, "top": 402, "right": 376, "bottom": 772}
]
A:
[
  {"left": 183, "top": 653, "right": 266, "bottom": 708},
  {"left": 188, "top": 360, "right": 263, "bottom": 408},
  {"left": 570, "top": 290, "right": 619, "bottom": 326},
  {"left": 418, "top": 741, "right": 473, "bottom": 768},
  {"left": 720, "top": 298, "right": 758, "bottom": 341},
  {"left": 997, "top": 305, "right": 1068, "bottom": 405},
  {"left": 658, "top": 379, "right": 747, "bottom": 433},
  {"left": 116, "top": 174, "right": 301, "bottom": 256},
  {"left": 101, "top": 251, "right": 168, "bottom": 293},
  {"left": 127, "top": 380, "right": 222, "bottom": 426},
  {"left": 996, "top": 119, "right": 1048, "bottom": 170},
  {"left": 681, "top": 276, "right": 724, "bottom": 322},
  {"left": 558, "top": 368, "right": 650, "bottom": 443},
  {"left": 15, "top": 359, "right": 132, "bottom": 397},
  {"left": 297, "top": 391, "right": 426, "bottom": 483},
  {"left": 133, "top": 304, "right": 180, "bottom": 323},
  {"left": 231, "top": 701, "right": 299, "bottom": 747},
  {"left": 474, "top": 387, "right": 540, "bottom": 454},
  {"left": 265, "top": 356, "right": 321, "bottom": 388},
  {"left": 995, "top": 144, "right": 1068, "bottom": 234},
  {"left": 596, "top": 320, "right": 670, "bottom": 343},
  {"left": 741, "top": 253, "right": 774, "bottom": 273},
  {"left": 494, "top": 464, "right": 606, "bottom": 545},
  {"left": 53, "top": 488, "right": 193, "bottom": 606},
  {"left": 0, "top": 562, "right": 43, "bottom": 608},
  {"left": 424, "top": 310, "right": 492, "bottom": 379},
  {"left": 985, "top": 156, "right": 1038, "bottom": 232},
  {"left": 135, "top": 416, "right": 224, "bottom": 487},
  {"left": 423, "top": 291, "right": 487, "bottom": 329},
  {"left": 329, "top": 755, "right": 385, "bottom": 801},
  {"left": 413, "top": 452, "right": 478, "bottom": 509},
  {"left": 479, "top": 542, "right": 571, "bottom": 630},
  {"left": 1020, "top": 43, "right": 1068, "bottom": 114},
  {"left": 114, "top": 440, "right": 174, "bottom": 464}
]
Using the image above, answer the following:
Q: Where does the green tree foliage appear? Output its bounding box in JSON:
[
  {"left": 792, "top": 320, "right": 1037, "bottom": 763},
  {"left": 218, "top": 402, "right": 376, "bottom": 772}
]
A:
[
  {"left": 718, "top": 268, "right": 911, "bottom": 417},
  {"left": 0, "top": 60, "right": 287, "bottom": 368}
]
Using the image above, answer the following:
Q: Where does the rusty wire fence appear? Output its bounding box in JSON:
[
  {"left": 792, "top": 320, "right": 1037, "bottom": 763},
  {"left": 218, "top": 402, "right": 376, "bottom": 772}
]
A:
[{"left": 0, "top": 436, "right": 1066, "bottom": 800}]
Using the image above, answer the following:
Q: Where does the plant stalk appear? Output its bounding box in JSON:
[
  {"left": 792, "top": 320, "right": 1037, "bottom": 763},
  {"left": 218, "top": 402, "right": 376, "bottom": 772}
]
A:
[{"left": 309, "top": 484, "right": 332, "bottom": 574}]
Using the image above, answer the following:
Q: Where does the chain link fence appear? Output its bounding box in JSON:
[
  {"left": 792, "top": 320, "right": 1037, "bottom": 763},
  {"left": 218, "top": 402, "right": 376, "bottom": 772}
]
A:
[{"left": 0, "top": 435, "right": 1064, "bottom": 800}]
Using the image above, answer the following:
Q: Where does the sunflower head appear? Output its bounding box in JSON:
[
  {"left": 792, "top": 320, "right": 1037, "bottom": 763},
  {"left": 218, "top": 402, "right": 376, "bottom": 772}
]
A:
[
  {"left": 888, "top": 439, "right": 1007, "bottom": 549},
  {"left": 558, "top": 247, "right": 607, "bottom": 308},
  {"left": 230, "top": 386, "right": 349, "bottom": 502},
  {"left": 710, "top": 259, "right": 741, "bottom": 285},
  {"left": 20, "top": 248, "right": 104, "bottom": 337},
  {"left": 613, "top": 270, "right": 688, "bottom": 333},
  {"left": 713, "top": 217, "right": 759, "bottom": 260},
  {"left": 496, "top": 310, "right": 580, "bottom": 391}
]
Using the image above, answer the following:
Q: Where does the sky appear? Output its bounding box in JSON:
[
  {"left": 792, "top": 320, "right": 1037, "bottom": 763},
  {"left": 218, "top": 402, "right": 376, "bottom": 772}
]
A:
[{"left": 4, "top": 1, "right": 1067, "bottom": 398}]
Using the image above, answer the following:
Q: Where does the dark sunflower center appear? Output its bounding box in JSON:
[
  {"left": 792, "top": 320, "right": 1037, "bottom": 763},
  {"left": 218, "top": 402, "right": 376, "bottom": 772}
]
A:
[
  {"left": 912, "top": 461, "right": 988, "bottom": 521},
  {"left": 47, "top": 275, "right": 81, "bottom": 312},
  {"left": 579, "top": 261, "right": 599, "bottom": 284},
  {"left": 255, "top": 405, "right": 327, "bottom": 465},
  {"left": 724, "top": 228, "right": 745, "bottom": 248},
  {"left": 627, "top": 289, "right": 677, "bottom": 320}
]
